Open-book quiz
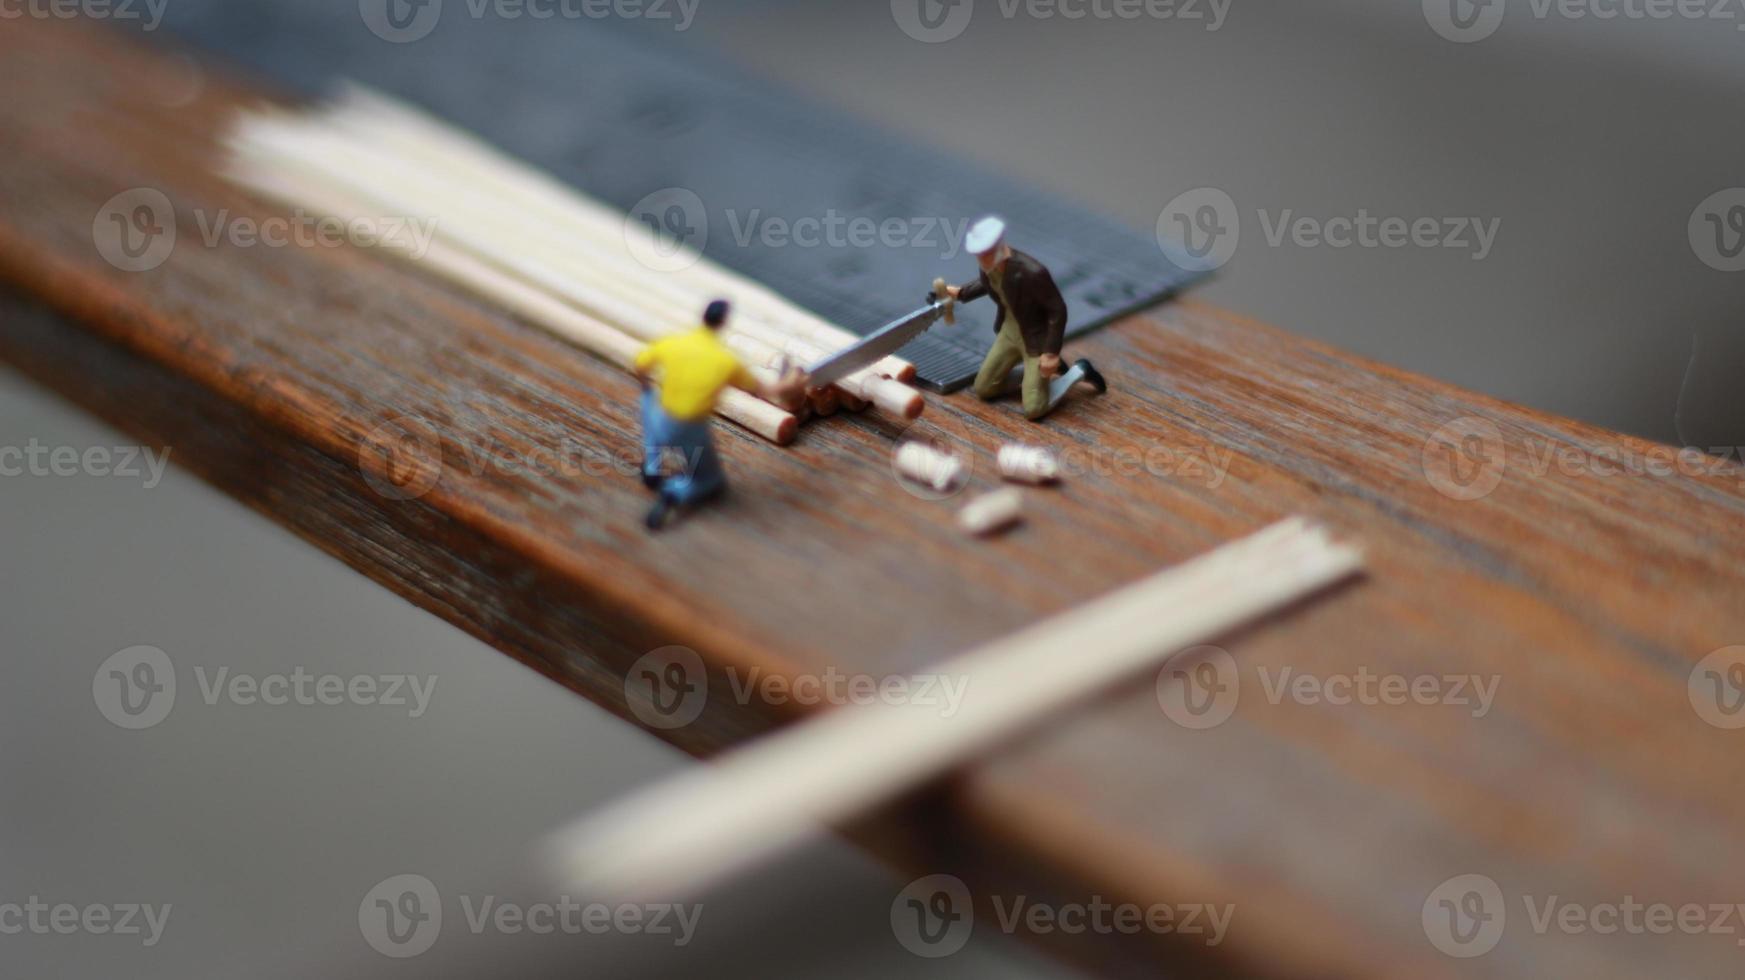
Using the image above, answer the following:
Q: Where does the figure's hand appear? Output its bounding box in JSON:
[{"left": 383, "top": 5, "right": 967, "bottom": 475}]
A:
[
  {"left": 761, "top": 365, "right": 810, "bottom": 412},
  {"left": 1038, "top": 353, "right": 1062, "bottom": 378}
]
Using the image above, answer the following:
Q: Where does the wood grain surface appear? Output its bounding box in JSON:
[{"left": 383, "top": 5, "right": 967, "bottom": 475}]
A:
[{"left": 4, "top": 19, "right": 1745, "bottom": 978}]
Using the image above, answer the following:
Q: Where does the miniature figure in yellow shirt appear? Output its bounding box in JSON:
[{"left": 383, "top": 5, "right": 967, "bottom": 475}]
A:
[{"left": 633, "top": 300, "right": 796, "bottom": 530}]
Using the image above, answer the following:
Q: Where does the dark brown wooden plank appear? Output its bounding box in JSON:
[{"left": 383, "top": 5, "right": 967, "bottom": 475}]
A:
[{"left": 4, "top": 19, "right": 1745, "bottom": 978}]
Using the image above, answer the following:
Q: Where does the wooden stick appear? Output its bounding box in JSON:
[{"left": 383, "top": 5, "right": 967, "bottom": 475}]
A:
[
  {"left": 228, "top": 167, "right": 798, "bottom": 445},
  {"left": 543, "top": 518, "right": 1363, "bottom": 899},
  {"left": 229, "top": 106, "right": 922, "bottom": 415},
  {"left": 324, "top": 88, "right": 918, "bottom": 382}
]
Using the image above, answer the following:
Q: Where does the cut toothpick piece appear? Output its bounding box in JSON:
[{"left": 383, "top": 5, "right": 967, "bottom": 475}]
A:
[{"left": 544, "top": 518, "right": 1363, "bottom": 900}]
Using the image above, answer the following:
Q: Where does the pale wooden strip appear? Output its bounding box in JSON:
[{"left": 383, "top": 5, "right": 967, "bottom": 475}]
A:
[{"left": 544, "top": 518, "right": 1363, "bottom": 899}]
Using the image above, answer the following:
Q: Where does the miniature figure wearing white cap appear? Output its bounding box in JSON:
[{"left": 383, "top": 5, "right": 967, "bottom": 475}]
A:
[{"left": 942, "top": 217, "right": 1106, "bottom": 420}]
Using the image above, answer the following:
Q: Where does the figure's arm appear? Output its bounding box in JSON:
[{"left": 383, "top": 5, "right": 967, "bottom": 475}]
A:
[
  {"left": 729, "top": 362, "right": 759, "bottom": 392},
  {"left": 950, "top": 276, "right": 988, "bottom": 304},
  {"left": 1038, "top": 267, "right": 1068, "bottom": 356},
  {"left": 633, "top": 341, "right": 663, "bottom": 384},
  {"left": 735, "top": 359, "right": 806, "bottom": 411}
]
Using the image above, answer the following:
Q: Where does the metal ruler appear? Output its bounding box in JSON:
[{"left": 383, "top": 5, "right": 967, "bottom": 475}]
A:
[{"left": 162, "top": 3, "right": 1207, "bottom": 391}]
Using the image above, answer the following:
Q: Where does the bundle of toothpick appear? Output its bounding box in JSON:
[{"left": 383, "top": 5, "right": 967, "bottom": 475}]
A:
[{"left": 223, "top": 87, "right": 924, "bottom": 445}]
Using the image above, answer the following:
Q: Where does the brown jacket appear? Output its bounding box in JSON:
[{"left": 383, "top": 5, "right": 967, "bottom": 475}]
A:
[{"left": 956, "top": 249, "right": 1069, "bottom": 357}]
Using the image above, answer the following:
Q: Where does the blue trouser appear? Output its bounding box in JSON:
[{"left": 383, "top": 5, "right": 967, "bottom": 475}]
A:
[{"left": 641, "top": 388, "right": 727, "bottom": 506}]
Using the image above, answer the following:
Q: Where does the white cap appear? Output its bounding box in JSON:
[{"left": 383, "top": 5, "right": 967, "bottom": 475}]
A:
[{"left": 964, "top": 216, "right": 1007, "bottom": 256}]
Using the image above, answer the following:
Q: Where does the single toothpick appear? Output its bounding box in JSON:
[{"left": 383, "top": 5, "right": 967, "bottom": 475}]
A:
[{"left": 544, "top": 518, "right": 1362, "bottom": 901}]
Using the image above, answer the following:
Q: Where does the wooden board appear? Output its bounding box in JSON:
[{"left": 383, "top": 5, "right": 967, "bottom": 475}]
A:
[{"left": 4, "top": 19, "right": 1745, "bottom": 978}]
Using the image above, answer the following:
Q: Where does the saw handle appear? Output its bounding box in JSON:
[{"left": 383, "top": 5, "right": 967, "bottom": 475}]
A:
[{"left": 931, "top": 277, "right": 957, "bottom": 325}]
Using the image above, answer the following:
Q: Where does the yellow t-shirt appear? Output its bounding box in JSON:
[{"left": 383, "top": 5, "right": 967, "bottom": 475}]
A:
[{"left": 634, "top": 327, "right": 758, "bottom": 422}]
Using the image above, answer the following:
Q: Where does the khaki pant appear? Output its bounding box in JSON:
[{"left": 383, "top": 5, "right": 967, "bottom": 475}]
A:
[{"left": 972, "top": 317, "right": 1079, "bottom": 420}]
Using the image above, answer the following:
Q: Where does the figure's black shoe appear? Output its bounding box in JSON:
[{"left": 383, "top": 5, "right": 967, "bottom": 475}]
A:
[
  {"left": 645, "top": 493, "right": 675, "bottom": 531},
  {"left": 642, "top": 470, "right": 664, "bottom": 491},
  {"left": 1075, "top": 359, "right": 1108, "bottom": 394}
]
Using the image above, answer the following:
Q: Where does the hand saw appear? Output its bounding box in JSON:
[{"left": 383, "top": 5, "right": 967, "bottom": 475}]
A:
[{"left": 803, "top": 279, "right": 956, "bottom": 389}]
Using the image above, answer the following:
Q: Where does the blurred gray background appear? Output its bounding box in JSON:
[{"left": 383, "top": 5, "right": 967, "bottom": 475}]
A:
[{"left": 5, "top": 0, "right": 1744, "bottom": 977}]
